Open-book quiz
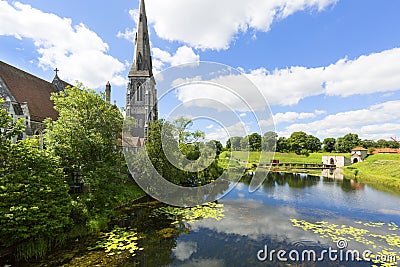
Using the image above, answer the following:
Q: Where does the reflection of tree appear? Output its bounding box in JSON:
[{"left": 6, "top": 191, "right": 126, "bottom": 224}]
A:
[
  {"left": 242, "top": 172, "right": 320, "bottom": 189},
  {"left": 111, "top": 201, "right": 225, "bottom": 266}
]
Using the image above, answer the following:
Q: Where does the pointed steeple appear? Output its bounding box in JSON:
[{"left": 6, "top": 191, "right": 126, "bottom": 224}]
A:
[{"left": 129, "top": 0, "right": 152, "bottom": 77}]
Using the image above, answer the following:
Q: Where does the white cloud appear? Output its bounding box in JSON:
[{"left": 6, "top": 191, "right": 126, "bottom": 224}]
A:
[
  {"left": 152, "top": 46, "right": 200, "bottom": 71},
  {"left": 282, "top": 100, "right": 400, "bottom": 140},
  {"left": 176, "top": 48, "right": 400, "bottom": 110},
  {"left": 273, "top": 110, "right": 326, "bottom": 124},
  {"left": 117, "top": 9, "right": 139, "bottom": 43},
  {"left": 206, "top": 122, "right": 250, "bottom": 144},
  {"left": 206, "top": 124, "right": 214, "bottom": 129},
  {"left": 0, "top": 1, "right": 126, "bottom": 88},
  {"left": 145, "top": 0, "right": 337, "bottom": 50},
  {"left": 117, "top": 28, "right": 136, "bottom": 44},
  {"left": 239, "top": 113, "right": 247, "bottom": 117}
]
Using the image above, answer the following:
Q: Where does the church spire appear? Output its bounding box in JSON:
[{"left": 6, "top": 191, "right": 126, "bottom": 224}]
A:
[{"left": 129, "top": 0, "right": 152, "bottom": 77}]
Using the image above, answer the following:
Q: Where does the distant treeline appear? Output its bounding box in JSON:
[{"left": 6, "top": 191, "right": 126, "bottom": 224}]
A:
[{"left": 226, "top": 132, "right": 400, "bottom": 155}]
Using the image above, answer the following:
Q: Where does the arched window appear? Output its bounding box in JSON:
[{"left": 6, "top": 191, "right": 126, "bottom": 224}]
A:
[{"left": 136, "top": 84, "right": 143, "bottom": 101}]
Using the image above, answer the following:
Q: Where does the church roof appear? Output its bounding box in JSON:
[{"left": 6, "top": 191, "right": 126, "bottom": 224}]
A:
[
  {"left": 128, "top": 0, "right": 153, "bottom": 78},
  {"left": 0, "top": 61, "right": 60, "bottom": 122}
]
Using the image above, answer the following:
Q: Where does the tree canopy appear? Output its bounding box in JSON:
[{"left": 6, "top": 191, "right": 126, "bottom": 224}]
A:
[{"left": 44, "top": 85, "right": 127, "bottom": 215}]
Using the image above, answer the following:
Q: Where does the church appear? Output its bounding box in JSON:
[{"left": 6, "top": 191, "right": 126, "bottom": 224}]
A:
[
  {"left": 125, "top": 0, "right": 158, "bottom": 140},
  {"left": 0, "top": 61, "right": 70, "bottom": 140},
  {"left": 1, "top": 0, "right": 157, "bottom": 142}
]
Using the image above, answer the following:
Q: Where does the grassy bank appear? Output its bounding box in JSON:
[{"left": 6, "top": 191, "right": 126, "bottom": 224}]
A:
[
  {"left": 343, "top": 154, "right": 400, "bottom": 190},
  {"left": 221, "top": 151, "right": 349, "bottom": 166}
]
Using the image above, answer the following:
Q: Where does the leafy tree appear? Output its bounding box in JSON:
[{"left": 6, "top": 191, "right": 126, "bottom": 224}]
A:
[
  {"left": 376, "top": 139, "right": 400, "bottom": 149},
  {"left": 287, "top": 132, "right": 320, "bottom": 154},
  {"left": 336, "top": 133, "right": 361, "bottom": 153},
  {"left": 206, "top": 140, "right": 223, "bottom": 156},
  {"left": 322, "top": 138, "right": 336, "bottom": 153},
  {"left": 287, "top": 132, "right": 308, "bottom": 154},
  {"left": 136, "top": 119, "right": 223, "bottom": 186},
  {"left": 306, "top": 134, "right": 321, "bottom": 152},
  {"left": 247, "top": 132, "right": 262, "bottom": 151},
  {"left": 44, "top": 85, "right": 126, "bottom": 214},
  {"left": 227, "top": 136, "right": 242, "bottom": 151},
  {"left": 262, "top": 131, "right": 277, "bottom": 151},
  {"left": 240, "top": 136, "right": 249, "bottom": 150},
  {"left": 173, "top": 118, "right": 205, "bottom": 144},
  {"left": 361, "top": 139, "right": 377, "bottom": 149},
  {"left": 276, "top": 137, "right": 289, "bottom": 152}
]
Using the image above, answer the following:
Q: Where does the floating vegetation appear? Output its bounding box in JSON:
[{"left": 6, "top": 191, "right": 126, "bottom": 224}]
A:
[
  {"left": 291, "top": 219, "right": 400, "bottom": 266},
  {"left": 152, "top": 202, "right": 225, "bottom": 224},
  {"left": 88, "top": 226, "right": 142, "bottom": 256}
]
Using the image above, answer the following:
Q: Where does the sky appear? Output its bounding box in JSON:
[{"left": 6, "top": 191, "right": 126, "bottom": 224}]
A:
[{"left": 1, "top": 0, "right": 400, "bottom": 143}]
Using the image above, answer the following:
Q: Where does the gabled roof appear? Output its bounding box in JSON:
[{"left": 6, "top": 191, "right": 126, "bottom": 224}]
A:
[
  {"left": 0, "top": 61, "right": 61, "bottom": 122},
  {"left": 352, "top": 146, "right": 368, "bottom": 151}
]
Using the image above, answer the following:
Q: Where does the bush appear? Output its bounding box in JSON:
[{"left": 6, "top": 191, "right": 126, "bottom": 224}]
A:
[{"left": 0, "top": 139, "right": 72, "bottom": 258}]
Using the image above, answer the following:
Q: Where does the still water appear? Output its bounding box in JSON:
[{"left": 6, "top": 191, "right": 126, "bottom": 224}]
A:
[{"left": 30, "top": 173, "right": 400, "bottom": 266}]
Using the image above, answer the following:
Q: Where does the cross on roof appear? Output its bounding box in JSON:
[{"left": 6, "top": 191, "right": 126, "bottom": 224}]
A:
[{"left": 54, "top": 68, "right": 59, "bottom": 75}]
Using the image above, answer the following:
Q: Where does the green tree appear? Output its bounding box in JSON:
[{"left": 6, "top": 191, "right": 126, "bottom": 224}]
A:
[
  {"left": 336, "top": 133, "right": 361, "bottom": 153},
  {"left": 137, "top": 119, "right": 223, "bottom": 186},
  {"left": 262, "top": 131, "right": 277, "bottom": 151},
  {"left": 288, "top": 131, "right": 308, "bottom": 154},
  {"left": 276, "top": 137, "right": 289, "bottom": 152},
  {"left": 206, "top": 140, "right": 223, "bottom": 156},
  {"left": 306, "top": 134, "right": 321, "bottom": 152},
  {"left": 375, "top": 139, "right": 400, "bottom": 149},
  {"left": 227, "top": 136, "right": 242, "bottom": 151},
  {"left": 44, "top": 85, "right": 126, "bottom": 214},
  {"left": 323, "top": 138, "right": 336, "bottom": 153},
  {"left": 240, "top": 136, "right": 249, "bottom": 150},
  {"left": 287, "top": 132, "right": 320, "bottom": 154},
  {"left": 247, "top": 132, "right": 262, "bottom": 151},
  {"left": 173, "top": 118, "right": 205, "bottom": 144},
  {"left": 361, "top": 139, "right": 377, "bottom": 149}
]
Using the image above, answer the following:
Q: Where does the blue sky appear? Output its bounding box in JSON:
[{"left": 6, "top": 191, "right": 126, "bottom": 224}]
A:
[{"left": 1, "top": 0, "right": 400, "bottom": 142}]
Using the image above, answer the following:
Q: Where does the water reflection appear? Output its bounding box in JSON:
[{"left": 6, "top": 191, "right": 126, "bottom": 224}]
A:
[{"left": 22, "top": 173, "right": 400, "bottom": 266}]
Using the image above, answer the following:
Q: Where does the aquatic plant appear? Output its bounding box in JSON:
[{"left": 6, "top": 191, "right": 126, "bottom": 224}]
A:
[
  {"left": 152, "top": 202, "right": 225, "bottom": 224},
  {"left": 291, "top": 219, "right": 400, "bottom": 266},
  {"left": 88, "top": 226, "right": 142, "bottom": 256}
]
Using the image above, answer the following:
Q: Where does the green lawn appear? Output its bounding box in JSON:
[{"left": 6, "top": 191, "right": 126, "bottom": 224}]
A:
[{"left": 343, "top": 154, "right": 400, "bottom": 189}]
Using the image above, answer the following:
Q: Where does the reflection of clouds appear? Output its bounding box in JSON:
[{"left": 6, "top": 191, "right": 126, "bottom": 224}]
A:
[
  {"left": 190, "top": 198, "right": 324, "bottom": 244},
  {"left": 378, "top": 209, "right": 400, "bottom": 216},
  {"left": 173, "top": 258, "right": 225, "bottom": 267},
  {"left": 173, "top": 241, "right": 197, "bottom": 261},
  {"left": 188, "top": 198, "right": 398, "bottom": 254}
]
